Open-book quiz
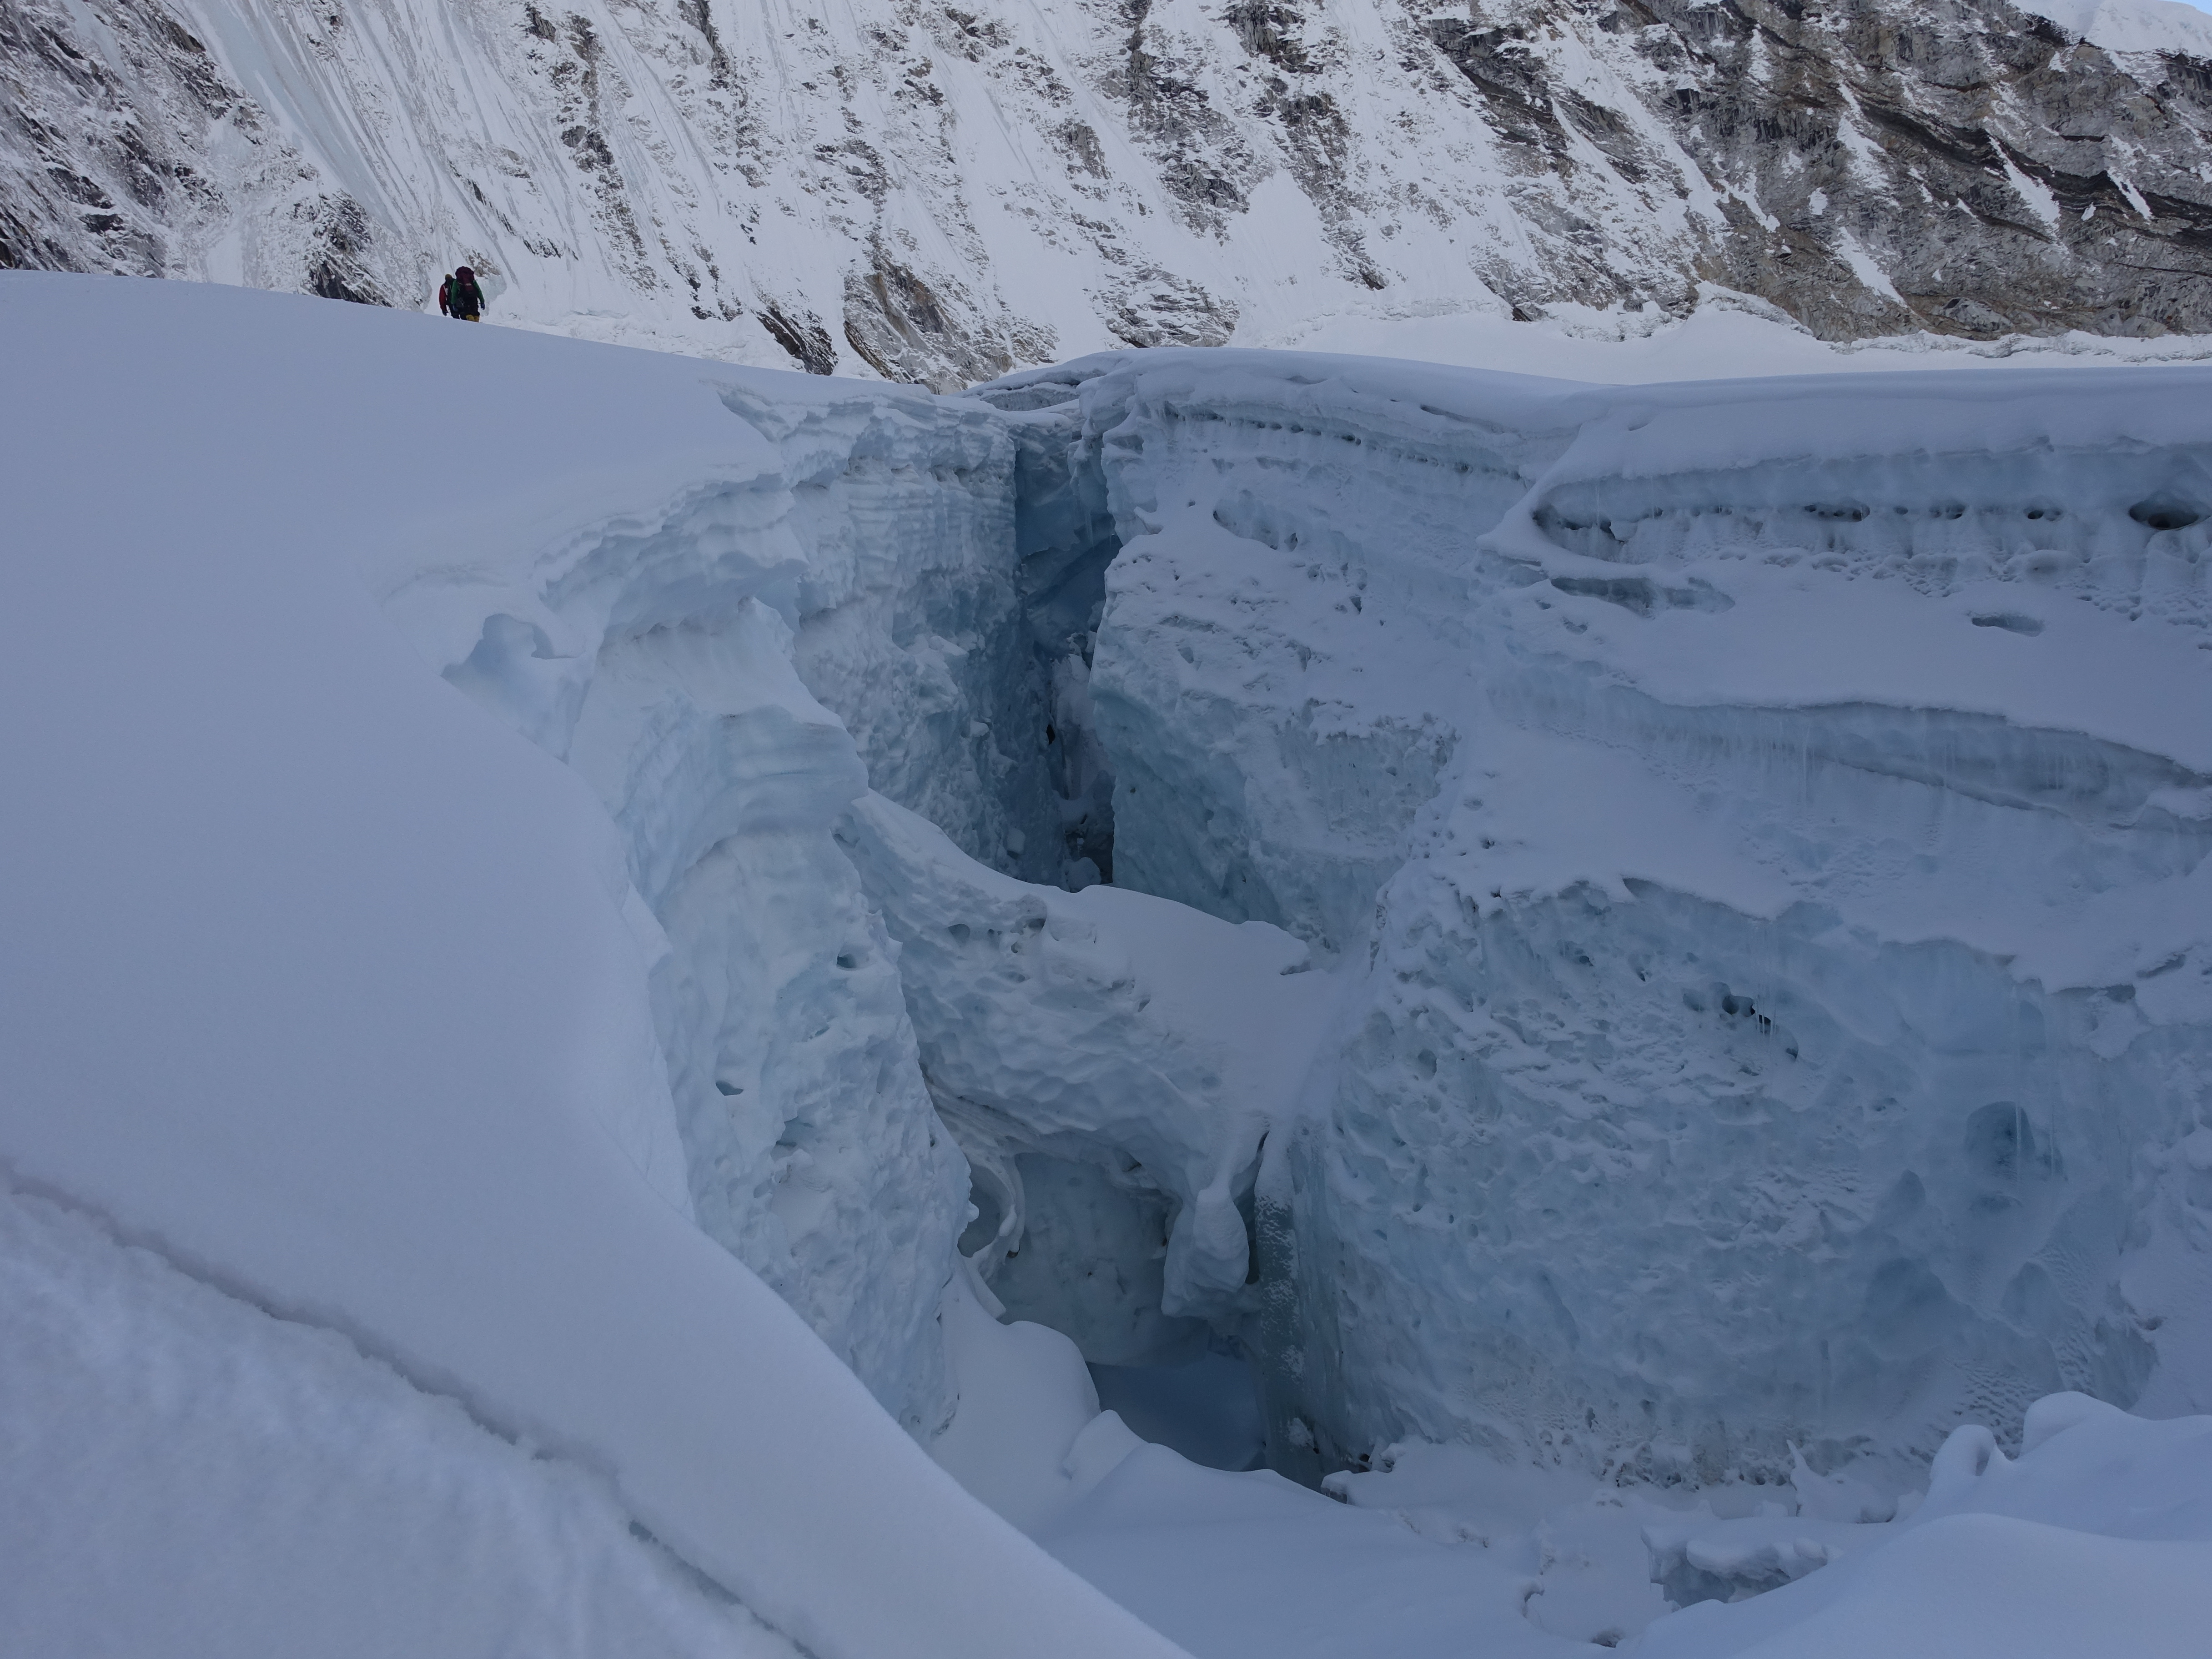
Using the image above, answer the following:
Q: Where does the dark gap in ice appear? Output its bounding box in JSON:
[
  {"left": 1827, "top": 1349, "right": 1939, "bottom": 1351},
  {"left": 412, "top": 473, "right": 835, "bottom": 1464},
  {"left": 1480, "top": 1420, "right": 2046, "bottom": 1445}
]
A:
[
  {"left": 2129, "top": 498, "right": 2204, "bottom": 532},
  {"left": 1091, "top": 1347, "right": 1268, "bottom": 1472},
  {"left": 992, "top": 382, "right": 1125, "bottom": 889}
]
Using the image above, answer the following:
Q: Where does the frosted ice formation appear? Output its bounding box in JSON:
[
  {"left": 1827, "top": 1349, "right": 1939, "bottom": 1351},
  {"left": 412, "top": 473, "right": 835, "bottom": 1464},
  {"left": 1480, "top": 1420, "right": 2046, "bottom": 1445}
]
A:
[
  {"left": 382, "top": 311, "right": 2212, "bottom": 1499},
  {"left": 8, "top": 269, "right": 2212, "bottom": 1656},
  {"left": 973, "top": 349, "right": 2212, "bottom": 1494},
  {"left": 838, "top": 793, "right": 1334, "bottom": 1362}
]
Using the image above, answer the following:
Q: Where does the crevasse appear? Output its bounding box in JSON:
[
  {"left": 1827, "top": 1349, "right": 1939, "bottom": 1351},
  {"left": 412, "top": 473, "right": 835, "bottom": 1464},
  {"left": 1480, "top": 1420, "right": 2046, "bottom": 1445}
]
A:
[{"left": 391, "top": 344, "right": 2212, "bottom": 1503}]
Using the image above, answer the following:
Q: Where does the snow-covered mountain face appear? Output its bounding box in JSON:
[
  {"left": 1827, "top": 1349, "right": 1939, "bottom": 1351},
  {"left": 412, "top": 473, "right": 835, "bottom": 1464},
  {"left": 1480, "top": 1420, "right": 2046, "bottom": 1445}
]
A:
[{"left": 6, "top": 0, "right": 2212, "bottom": 389}]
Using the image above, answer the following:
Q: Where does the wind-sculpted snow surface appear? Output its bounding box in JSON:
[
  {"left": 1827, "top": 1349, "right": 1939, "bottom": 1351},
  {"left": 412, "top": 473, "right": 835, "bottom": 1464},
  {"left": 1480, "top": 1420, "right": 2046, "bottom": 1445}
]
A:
[
  {"left": 0, "top": 1178, "right": 804, "bottom": 1659},
  {"left": 0, "top": 272, "right": 1191, "bottom": 1659},
  {"left": 986, "top": 349, "right": 2212, "bottom": 1492}
]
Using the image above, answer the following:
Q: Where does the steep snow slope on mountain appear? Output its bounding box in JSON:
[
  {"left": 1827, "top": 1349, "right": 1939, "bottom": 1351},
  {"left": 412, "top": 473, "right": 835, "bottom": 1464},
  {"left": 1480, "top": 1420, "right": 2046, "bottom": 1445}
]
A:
[{"left": 5, "top": 0, "right": 2212, "bottom": 388}]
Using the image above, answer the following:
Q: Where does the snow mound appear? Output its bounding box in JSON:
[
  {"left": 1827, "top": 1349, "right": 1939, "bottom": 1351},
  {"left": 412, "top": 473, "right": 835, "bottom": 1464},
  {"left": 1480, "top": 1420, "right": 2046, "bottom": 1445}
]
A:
[
  {"left": 0, "top": 271, "right": 1184, "bottom": 1659},
  {"left": 0, "top": 1178, "right": 800, "bottom": 1659},
  {"left": 1635, "top": 1395, "right": 2212, "bottom": 1659}
]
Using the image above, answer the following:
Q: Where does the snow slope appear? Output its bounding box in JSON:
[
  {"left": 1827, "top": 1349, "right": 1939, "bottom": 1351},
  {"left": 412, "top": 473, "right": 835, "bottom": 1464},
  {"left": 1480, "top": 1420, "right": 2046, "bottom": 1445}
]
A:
[
  {"left": 0, "top": 1178, "right": 802, "bottom": 1659},
  {"left": 1632, "top": 1393, "right": 2212, "bottom": 1658},
  {"left": 0, "top": 270, "right": 1186, "bottom": 1659},
  {"left": 2019, "top": 0, "right": 2212, "bottom": 56},
  {"left": 8, "top": 0, "right": 2212, "bottom": 388}
]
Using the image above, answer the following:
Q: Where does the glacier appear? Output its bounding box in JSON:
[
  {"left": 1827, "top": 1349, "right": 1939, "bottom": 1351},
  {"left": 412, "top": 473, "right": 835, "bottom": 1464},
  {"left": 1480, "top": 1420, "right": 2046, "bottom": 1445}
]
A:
[{"left": 3, "top": 268, "right": 2211, "bottom": 1656}]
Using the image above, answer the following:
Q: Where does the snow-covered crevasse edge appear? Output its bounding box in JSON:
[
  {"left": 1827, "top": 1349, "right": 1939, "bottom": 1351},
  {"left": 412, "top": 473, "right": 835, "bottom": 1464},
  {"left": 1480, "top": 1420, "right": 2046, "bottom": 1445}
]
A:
[
  {"left": 978, "top": 349, "right": 2212, "bottom": 1495},
  {"left": 391, "top": 379, "right": 1030, "bottom": 1433},
  {"left": 434, "top": 317, "right": 2212, "bottom": 1507},
  {"left": 0, "top": 272, "right": 1191, "bottom": 1659}
]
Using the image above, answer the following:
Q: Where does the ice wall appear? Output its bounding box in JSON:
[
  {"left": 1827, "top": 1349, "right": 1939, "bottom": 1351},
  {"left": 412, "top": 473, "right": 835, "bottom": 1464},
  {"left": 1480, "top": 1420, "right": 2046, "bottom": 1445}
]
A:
[
  {"left": 395, "top": 378, "right": 1031, "bottom": 1432},
  {"left": 837, "top": 792, "right": 1336, "bottom": 1364},
  {"left": 367, "top": 316, "right": 2212, "bottom": 1500},
  {"left": 990, "top": 350, "right": 2212, "bottom": 1491},
  {"left": 388, "top": 332, "right": 1131, "bottom": 1433}
]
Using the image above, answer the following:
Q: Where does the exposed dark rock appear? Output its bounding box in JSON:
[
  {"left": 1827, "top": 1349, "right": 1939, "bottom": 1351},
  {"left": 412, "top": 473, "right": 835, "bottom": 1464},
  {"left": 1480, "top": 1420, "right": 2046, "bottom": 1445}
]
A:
[{"left": 759, "top": 302, "right": 840, "bottom": 374}]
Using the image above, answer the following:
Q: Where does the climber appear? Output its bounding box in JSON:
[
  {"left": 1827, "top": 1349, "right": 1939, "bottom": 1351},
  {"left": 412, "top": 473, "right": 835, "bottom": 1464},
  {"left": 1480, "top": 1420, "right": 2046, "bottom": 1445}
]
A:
[{"left": 438, "top": 266, "right": 486, "bottom": 321}]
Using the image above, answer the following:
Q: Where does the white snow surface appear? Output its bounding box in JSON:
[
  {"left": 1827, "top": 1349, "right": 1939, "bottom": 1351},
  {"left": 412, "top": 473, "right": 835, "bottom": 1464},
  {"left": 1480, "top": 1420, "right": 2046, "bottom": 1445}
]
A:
[
  {"left": 932, "top": 1275, "right": 2212, "bottom": 1657},
  {"left": 0, "top": 1177, "right": 802, "bottom": 1659},
  {"left": 1262, "top": 296, "right": 2212, "bottom": 385},
  {"left": 0, "top": 271, "right": 1185, "bottom": 1659},
  {"left": 1631, "top": 1394, "right": 2212, "bottom": 1658},
  {"left": 8, "top": 269, "right": 2212, "bottom": 1658}
]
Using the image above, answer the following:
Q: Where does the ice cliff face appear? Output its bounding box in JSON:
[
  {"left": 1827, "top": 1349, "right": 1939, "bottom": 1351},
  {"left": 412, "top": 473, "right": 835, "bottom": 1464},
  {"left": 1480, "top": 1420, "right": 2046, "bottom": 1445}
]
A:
[
  {"left": 6, "top": 0, "right": 2212, "bottom": 389},
  {"left": 984, "top": 351, "right": 2212, "bottom": 1491},
  {"left": 389, "top": 376, "right": 1038, "bottom": 1433},
  {"left": 377, "top": 316, "right": 2212, "bottom": 1498}
]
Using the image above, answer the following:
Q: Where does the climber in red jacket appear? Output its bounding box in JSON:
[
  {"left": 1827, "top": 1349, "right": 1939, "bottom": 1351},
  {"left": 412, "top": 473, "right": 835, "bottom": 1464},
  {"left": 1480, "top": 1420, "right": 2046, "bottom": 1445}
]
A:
[{"left": 438, "top": 266, "right": 486, "bottom": 321}]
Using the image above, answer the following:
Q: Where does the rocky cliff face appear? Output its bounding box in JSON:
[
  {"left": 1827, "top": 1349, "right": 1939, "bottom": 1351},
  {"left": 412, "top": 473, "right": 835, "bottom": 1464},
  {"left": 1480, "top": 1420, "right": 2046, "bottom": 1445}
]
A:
[{"left": 4, "top": 0, "right": 2210, "bottom": 385}]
